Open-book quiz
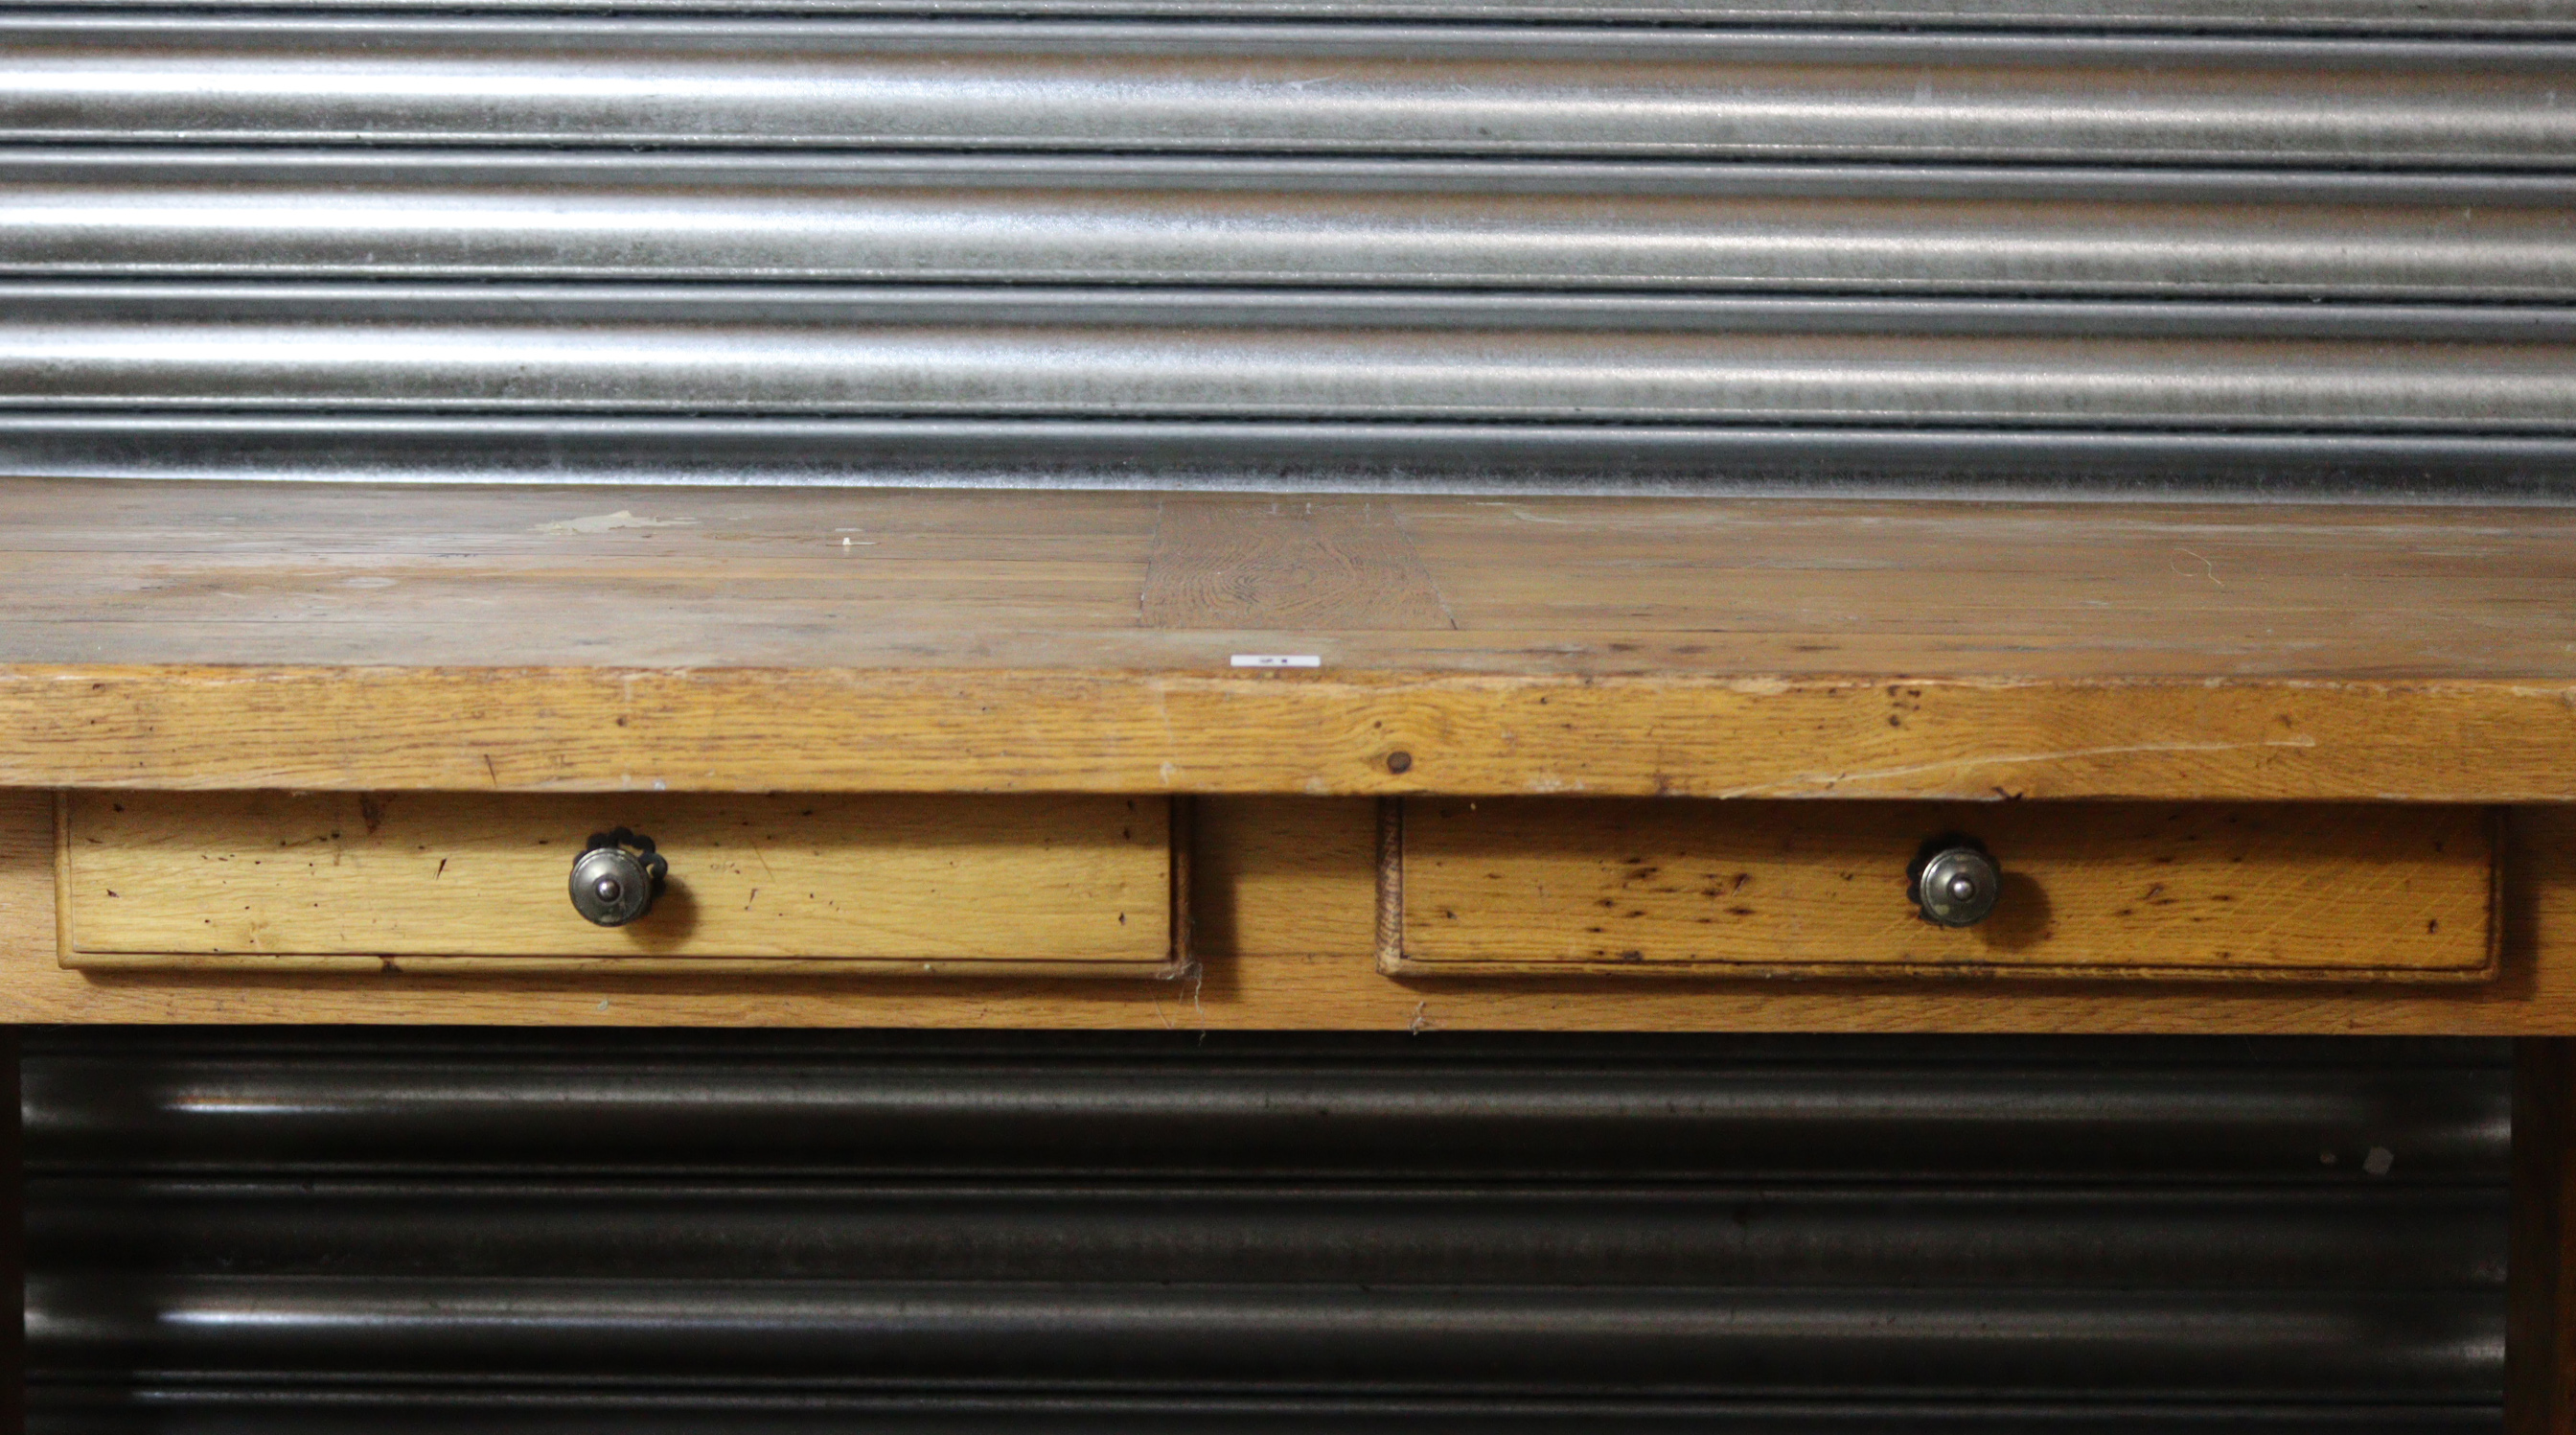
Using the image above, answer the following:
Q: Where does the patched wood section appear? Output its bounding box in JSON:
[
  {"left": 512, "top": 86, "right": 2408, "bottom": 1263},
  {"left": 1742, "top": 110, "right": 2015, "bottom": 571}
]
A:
[
  {"left": 58, "top": 791, "right": 1181, "bottom": 975},
  {"left": 1140, "top": 498, "right": 1453, "bottom": 631},
  {"left": 1386, "top": 799, "right": 2498, "bottom": 982}
]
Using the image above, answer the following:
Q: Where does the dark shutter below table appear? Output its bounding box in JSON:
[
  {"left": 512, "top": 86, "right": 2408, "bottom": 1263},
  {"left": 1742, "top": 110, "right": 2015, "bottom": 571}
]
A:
[{"left": 19, "top": 1030, "right": 2513, "bottom": 1432}]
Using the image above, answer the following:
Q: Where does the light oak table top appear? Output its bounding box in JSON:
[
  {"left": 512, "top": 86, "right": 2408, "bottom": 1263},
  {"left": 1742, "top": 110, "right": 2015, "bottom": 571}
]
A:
[{"left": 2, "top": 477, "right": 2572, "bottom": 799}]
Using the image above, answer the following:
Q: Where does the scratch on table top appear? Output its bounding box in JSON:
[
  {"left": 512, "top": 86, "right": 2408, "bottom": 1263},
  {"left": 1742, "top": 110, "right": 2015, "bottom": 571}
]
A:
[
  {"left": 1732, "top": 736, "right": 2322, "bottom": 797},
  {"left": 534, "top": 510, "right": 698, "bottom": 536},
  {"left": 2171, "top": 547, "right": 2225, "bottom": 588},
  {"left": 1468, "top": 502, "right": 1577, "bottom": 524}
]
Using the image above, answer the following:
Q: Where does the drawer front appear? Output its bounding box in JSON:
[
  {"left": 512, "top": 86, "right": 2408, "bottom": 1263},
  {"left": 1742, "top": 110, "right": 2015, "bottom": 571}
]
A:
[
  {"left": 58, "top": 791, "right": 1184, "bottom": 975},
  {"left": 1380, "top": 799, "right": 2497, "bottom": 983}
]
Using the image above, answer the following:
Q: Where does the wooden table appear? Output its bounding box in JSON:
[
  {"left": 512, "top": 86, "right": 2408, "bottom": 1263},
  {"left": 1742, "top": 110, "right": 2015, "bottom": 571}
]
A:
[{"left": 0, "top": 474, "right": 2571, "bottom": 1035}]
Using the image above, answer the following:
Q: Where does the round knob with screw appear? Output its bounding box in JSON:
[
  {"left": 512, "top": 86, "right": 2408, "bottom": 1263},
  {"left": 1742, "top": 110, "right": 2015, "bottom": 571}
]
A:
[
  {"left": 569, "top": 827, "right": 666, "bottom": 927},
  {"left": 1911, "top": 840, "right": 2001, "bottom": 928}
]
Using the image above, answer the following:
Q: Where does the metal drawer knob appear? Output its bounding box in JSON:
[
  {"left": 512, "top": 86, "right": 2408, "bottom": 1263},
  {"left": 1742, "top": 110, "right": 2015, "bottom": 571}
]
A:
[
  {"left": 569, "top": 827, "right": 666, "bottom": 927},
  {"left": 1912, "top": 840, "right": 2001, "bottom": 928}
]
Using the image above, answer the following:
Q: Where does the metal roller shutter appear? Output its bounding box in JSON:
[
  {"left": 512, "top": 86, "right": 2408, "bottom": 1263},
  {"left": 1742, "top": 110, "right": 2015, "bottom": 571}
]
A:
[
  {"left": 1, "top": 3, "right": 2570, "bottom": 495},
  {"left": 20, "top": 1030, "right": 2513, "bottom": 1431}
]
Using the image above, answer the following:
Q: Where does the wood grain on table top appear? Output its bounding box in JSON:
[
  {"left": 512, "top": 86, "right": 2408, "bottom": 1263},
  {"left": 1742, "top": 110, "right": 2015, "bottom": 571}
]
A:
[
  {"left": 4, "top": 477, "right": 2575, "bottom": 798},
  {"left": 3, "top": 478, "right": 2570, "bottom": 676}
]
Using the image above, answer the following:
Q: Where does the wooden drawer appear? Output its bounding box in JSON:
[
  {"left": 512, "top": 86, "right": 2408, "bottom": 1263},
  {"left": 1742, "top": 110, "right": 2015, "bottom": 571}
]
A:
[
  {"left": 57, "top": 791, "right": 1187, "bottom": 976},
  {"left": 1377, "top": 799, "right": 2499, "bottom": 983}
]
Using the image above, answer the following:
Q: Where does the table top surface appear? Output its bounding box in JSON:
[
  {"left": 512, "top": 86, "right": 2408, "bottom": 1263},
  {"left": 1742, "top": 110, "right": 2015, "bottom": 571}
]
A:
[
  {"left": 6, "top": 476, "right": 2574, "bottom": 682},
  {"left": 5, "top": 477, "right": 2574, "bottom": 800}
]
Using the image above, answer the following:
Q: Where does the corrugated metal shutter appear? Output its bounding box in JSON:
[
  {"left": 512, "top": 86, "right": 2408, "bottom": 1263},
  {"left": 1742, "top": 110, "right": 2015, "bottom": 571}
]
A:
[
  {"left": 1, "top": 4, "right": 2570, "bottom": 495},
  {"left": 22, "top": 1030, "right": 2512, "bottom": 1431}
]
